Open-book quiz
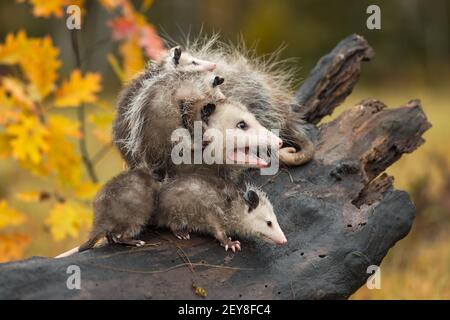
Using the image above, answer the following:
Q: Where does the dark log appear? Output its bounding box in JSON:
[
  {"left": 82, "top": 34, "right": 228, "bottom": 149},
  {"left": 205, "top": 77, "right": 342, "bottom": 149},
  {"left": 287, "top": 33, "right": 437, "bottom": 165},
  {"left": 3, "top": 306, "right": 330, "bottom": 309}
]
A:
[{"left": 0, "top": 35, "right": 431, "bottom": 300}]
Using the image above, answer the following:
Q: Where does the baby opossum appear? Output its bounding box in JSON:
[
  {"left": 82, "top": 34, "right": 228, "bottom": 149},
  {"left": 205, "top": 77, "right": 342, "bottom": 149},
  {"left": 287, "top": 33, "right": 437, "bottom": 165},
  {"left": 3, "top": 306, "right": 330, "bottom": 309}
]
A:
[
  {"left": 155, "top": 174, "right": 287, "bottom": 251},
  {"left": 183, "top": 36, "right": 315, "bottom": 166},
  {"left": 55, "top": 169, "right": 160, "bottom": 258}
]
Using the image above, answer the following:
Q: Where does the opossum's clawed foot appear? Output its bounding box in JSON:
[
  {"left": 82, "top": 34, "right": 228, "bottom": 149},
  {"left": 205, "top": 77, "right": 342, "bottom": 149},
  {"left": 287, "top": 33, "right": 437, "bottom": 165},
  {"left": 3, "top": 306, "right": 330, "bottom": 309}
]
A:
[
  {"left": 173, "top": 230, "right": 190, "bottom": 240},
  {"left": 106, "top": 233, "right": 145, "bottom": 247},
  {"left": 221, "top": 238, "right": 241, "bottom": 253}
]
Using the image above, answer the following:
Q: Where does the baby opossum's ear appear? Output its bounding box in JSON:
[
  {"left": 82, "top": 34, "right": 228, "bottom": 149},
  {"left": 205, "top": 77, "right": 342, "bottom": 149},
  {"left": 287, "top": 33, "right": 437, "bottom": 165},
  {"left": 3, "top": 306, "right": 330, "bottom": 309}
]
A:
[
  {"left": 172, "top": 46, "right": 182, "bottom": 65},
  {"left": 244, "top": 190, "right": 259, "bottom": 212},
  {"left": 201, "top": 103, "right": 216, "bottom": 124},
  {"left": 212, "top": 76, "right": 225, "bottom": 87}
]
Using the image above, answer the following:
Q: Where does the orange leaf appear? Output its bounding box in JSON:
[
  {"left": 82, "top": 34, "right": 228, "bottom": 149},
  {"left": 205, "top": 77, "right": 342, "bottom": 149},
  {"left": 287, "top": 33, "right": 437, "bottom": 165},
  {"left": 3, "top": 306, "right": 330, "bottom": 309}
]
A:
[
  {"left": 54, "top": 70, "right": 102, "bottom": 107},
  {"left": 0, "top": 234, "right": 30, "bottom": 263}
]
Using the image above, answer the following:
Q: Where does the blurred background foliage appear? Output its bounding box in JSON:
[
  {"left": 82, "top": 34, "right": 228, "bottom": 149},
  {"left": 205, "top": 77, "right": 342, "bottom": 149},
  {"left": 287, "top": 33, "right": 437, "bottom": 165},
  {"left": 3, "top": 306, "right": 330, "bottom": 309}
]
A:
[{"left": 0, "top": 0, "right": 448, "bottom": 299}]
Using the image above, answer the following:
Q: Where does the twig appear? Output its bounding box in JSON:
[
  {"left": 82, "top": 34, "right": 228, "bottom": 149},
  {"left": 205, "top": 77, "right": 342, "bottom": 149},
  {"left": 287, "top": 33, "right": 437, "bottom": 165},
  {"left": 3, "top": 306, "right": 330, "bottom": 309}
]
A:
[
  {"left": 71, "top": 29, "right": 98, "bottom": 183},
  {"left": 92, "top": 143, "right": 113, "bottom": 165},
  {"left": 87, "top": 262, "right": 253, "bottom": 275}
]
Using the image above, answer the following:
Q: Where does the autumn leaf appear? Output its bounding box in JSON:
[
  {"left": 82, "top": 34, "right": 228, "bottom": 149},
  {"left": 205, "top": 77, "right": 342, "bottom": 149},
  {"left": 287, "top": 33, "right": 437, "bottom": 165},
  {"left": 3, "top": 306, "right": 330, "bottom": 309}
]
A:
[
  {"left": 1, "top": 77, "right": 36, "bottom": 110},
  {"left": 140, "top": 25, "right": 164, "bottom": 60},
  {"left": 16, "top": 191, "right": 51, "bottom": 203},
  {"left": 46, "top": 116, "right": 82, "bottom": 186},
  {"left": 54, "top": 70, "right": 102, "bottom": 107},
  {"left": 22, "top": 36, "right": 61, "bottom": 100},
  {"left": 98, "top": 0, "right": 123, "bottom": 11},
  {"left": 0, "top": 200, "right": 26, "bottom": 229},
  {"left": 0, "top": 30, "right": 29, "bottom": 65},
  {"left": 46, "top": 201, "right": 92, "bottom": 241},
  {"left": 0, "top": 234, "right": 30, "bottom": 263},
  {"left": 192, "top": 283, "right": 208, "bottom": 298},
  {"left": 89, "top": 110, "right": 114, "bottom": 144},
  {"left": 0, "top": 134, "right": 11, "bottom": 158},
  {"left": 18, "top": 0, "right": 86, "bottom": 18},
  {"left": 75, "top": 182, "right": 101, "bottom": 200},
  {"left": 6, "top": 114, "right": 49, "bottom": 165},
  {"left": 119, "top": 37, "right": 145, "bottom": 81}
]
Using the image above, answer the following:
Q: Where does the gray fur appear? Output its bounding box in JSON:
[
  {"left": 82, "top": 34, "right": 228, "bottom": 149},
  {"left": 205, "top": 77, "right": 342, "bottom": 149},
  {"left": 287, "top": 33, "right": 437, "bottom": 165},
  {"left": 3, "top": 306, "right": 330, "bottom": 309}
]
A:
[{"left": 78, "top": 168, "right": 161, "bottom": 252}]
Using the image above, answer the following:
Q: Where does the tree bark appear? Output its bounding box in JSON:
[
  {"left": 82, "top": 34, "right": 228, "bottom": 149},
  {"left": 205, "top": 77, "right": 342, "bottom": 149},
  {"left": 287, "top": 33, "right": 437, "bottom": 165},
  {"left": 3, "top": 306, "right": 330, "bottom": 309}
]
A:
[{"left": 0, "top": 35, "right": 431, "bottom": 300}]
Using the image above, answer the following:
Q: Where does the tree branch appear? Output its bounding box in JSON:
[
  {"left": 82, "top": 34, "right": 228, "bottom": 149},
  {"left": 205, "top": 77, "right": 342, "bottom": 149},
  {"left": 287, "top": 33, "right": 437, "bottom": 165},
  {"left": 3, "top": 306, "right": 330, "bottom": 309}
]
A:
[{"left": 71, "top": 30, "right": 98, "bottom": 183}]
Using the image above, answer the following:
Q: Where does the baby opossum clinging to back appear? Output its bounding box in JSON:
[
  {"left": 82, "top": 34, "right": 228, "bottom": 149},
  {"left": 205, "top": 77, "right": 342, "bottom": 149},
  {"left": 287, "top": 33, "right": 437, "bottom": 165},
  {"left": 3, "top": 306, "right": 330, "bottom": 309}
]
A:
[{"left": 155, "top": 174, "right": 287, "bottom": 251}]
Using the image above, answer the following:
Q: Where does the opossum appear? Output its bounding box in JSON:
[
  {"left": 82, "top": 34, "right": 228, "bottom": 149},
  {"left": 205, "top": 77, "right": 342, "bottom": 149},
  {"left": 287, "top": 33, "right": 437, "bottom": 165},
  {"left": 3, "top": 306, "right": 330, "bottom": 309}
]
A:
[
  {"left": 154, "top": 173, "right": 287, "bottom": 251},
  {"left": 181, "top": 35, "right": 315, "bottom": 166},
  {"left": 113, "top": 70, "right": 226, "bottom": 172},
  {"left": 55, "top": 98, "right": 282, "bottom": 258},
  {"left": 55, "top": 169, "right": 160, "bottom": 258}
]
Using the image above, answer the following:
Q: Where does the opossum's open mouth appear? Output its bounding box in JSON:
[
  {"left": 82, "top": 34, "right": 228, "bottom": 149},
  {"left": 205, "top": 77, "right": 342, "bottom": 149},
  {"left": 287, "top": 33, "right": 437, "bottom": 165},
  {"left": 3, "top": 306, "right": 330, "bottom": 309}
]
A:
[{"left": 227, "top": 147, "right": 269, "bottom": 168}]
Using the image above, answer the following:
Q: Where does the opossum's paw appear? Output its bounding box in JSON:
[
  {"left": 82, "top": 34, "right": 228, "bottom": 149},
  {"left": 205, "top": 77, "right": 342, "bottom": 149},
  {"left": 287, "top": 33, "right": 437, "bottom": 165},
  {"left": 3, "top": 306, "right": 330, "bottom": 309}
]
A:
[
  {"left": 111, "top": 235, "right": 146, "bottom": 247},
  {"left": 222, "top": 238, "right": 241, "bottom": 253},
  {"left": 173, "top": 230, "right": 190, "bottom": 240}
]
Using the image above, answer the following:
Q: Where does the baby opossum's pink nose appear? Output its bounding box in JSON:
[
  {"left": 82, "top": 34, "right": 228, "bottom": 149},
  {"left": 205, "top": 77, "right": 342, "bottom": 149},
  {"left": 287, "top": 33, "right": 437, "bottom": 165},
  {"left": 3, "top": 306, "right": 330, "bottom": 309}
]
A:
[
  {"left": 209, "top": 63, "right": 217, "bottom": 70},
  {"left": 276, "top": 237, "right": 288, "bottom": 245}
]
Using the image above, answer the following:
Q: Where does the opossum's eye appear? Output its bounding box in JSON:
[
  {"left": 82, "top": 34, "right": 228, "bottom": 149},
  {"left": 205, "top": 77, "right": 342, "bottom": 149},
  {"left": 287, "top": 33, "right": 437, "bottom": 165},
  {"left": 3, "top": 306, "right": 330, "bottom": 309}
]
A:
[
  {"left": 266, "top": 221, "right": 272, "bottom": 227},
  {"left": 236, "top": 121, "right": 248, "bottom": 130},
  {"left": 192, "top": 60, "right": 198, "bottom": 65}
]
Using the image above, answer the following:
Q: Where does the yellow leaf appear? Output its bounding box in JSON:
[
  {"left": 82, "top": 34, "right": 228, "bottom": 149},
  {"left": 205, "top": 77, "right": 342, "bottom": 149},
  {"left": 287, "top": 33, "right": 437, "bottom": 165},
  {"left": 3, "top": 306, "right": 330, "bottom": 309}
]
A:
[
  {"left": 0, "top": 200, "right": 26, "bottom": 229},
  {"left": 119, "top": 37, "right": 145, "bottom": 81},
  {"left": 48, "top": 115, "right": 81, "bottom": 138},
  {"left": 140, "top": 0, "right": 154, "bottom": 11},
  {"left": 0, "top": 30, "right": 28, "bottom": 65},
  {"left": 0, "top": 234, "right": 30, "bottom": 263},
  {"left": 192, "top": 283, "right": 208, "bottom": 298},
  {"left": 98, "top": 0, "right": 122, "bottom": 10},
  {"left": 89, "top": 111, "right": 114, "bottom": 144},
  {"left": 75, "top": 182, "right": 101, "bottom": 200},
  {"left": 24, "top": 0, "right": 66, "bottom": 18},
  {"left": 54, "top": 70, "right": 102, "bottom": 107},
  {"left": 46, "top": 201, "right": 92, "bottom": 241},
  {"left": 6, "top": 114, "right": 49, "bottom": 165},
  {"left": 0, "top": 31, "right": 61, "bottom": 100},
  {"left": 16, "top": 191, "right": 51, "bottom": 202},
  {"left": 46, "top": 116, "right": 82, "bottom": 186},
  {"left": 21, "top": 35, "right": 61, "bottom": 100},
  {"left": 1, "top": 77, "right": 35, "bottom": 110},
  {"left": 0, "top": 134, "right": 12, "bottom": 158}
]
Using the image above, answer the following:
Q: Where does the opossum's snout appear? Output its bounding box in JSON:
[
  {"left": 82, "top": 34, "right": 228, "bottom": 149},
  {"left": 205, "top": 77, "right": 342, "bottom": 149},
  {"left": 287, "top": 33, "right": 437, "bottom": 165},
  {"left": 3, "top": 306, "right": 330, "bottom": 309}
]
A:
[{"left": 208, "top": 63, "right": 217, "bottom": 71}]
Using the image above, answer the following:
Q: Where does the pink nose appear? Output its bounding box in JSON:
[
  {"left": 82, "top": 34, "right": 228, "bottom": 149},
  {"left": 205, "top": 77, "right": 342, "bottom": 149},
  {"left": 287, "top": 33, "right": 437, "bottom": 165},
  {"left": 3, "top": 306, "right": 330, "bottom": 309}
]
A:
[
  {"left": 209, "top": 63, "right": 217, "bottom": 70},
  {"left": 277, "top": 238, "right": 287, "bottom": 245}
]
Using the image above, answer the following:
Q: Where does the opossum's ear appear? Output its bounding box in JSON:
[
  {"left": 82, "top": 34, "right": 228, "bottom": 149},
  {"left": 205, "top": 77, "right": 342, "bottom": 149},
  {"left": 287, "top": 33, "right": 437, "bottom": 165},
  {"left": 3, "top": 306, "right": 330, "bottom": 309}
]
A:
[
  {"left": 201, "top": 103, "right": 216, "bottom": 124},
  {"left": 172, "top": 46, "right": 182, "bottom": 66},
  {"left": 244, "top": 190, "right": 259, "bottom": 212},
  {"left": 212, "top": 76, "right": 224, "bottom": 87}
]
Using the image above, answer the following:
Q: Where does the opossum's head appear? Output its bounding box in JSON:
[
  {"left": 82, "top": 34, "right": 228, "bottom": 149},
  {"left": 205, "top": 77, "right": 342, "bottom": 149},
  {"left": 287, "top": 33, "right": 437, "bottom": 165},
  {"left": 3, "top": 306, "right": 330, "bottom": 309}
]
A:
[
  {"left": 161, "top": 46, "right": 217, "bottom": 72},
  {"left": 175, "top": 74, "right": 226, "bottom": 108},
  {"left": 241, "top": 185, "right": 287, "bottom": 245},
  {"left": 202, "top": 100, "right": 283, "bottom": 168}
]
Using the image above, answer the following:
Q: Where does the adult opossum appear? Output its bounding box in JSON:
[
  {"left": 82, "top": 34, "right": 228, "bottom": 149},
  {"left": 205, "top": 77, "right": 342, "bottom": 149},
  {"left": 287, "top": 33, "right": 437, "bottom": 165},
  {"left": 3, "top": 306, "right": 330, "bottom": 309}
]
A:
[
  {"left": 182, "top": 36, "right": 315, "bottom": 166},
  {"left": 155, "top": 173, "right": 287, "bottom": 252},
  {"left": 55, "top": 168, "right": 160, "bottom": 258}
]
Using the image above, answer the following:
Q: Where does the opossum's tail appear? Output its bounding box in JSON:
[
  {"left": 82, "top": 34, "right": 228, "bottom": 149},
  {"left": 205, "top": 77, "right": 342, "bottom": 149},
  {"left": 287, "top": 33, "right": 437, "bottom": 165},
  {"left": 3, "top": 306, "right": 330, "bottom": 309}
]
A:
[
  {"left": 279, "top": 121, "right": 315, "bottom": 166},
  {"left": 54, "top": 234, "right": 103, "bottom": 259}
]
